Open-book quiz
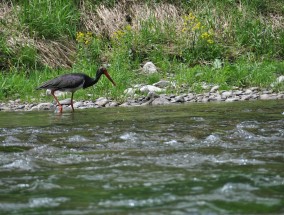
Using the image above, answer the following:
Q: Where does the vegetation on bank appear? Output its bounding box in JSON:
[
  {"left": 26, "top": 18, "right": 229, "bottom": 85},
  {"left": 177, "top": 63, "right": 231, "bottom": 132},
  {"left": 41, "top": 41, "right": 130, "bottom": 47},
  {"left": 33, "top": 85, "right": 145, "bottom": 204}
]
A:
[{"left": 1, "top": 0, "right": 284, "bottom": 102}]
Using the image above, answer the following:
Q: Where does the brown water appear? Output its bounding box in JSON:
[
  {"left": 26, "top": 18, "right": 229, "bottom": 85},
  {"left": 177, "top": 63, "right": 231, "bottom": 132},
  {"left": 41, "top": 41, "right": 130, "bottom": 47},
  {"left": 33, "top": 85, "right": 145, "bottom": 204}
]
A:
[{"left": 0, "top": 100, "right": 284, "bottom": 214}]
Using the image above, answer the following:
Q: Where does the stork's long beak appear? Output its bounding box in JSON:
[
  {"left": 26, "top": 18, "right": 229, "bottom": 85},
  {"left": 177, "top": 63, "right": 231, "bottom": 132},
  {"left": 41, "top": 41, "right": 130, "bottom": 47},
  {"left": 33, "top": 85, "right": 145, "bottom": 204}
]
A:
[{"left": 103, "top": 70, "right": 116, "bottom": 86}]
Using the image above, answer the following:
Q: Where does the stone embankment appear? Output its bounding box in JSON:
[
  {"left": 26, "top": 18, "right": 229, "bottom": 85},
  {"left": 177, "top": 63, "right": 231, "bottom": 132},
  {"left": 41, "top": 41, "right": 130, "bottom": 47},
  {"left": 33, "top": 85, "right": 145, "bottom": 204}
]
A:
[{"left": 1, "top": 85, "right": 283, "bottom": 112}]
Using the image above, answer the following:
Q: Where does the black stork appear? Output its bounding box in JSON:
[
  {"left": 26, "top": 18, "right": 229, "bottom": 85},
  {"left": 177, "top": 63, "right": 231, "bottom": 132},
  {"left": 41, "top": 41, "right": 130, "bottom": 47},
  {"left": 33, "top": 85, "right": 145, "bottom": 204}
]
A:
[{"left": 36, "top": 67, "right": 116, "bottom": 113}]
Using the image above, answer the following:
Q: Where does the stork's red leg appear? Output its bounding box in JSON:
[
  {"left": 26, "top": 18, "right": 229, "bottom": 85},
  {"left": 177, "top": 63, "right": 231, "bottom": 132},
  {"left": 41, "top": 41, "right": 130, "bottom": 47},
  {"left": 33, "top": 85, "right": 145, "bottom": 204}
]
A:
[
  {"left": 51, "top": 90, "right": 63, "bottom": 113},
  {"left": 71, "top": 92, "right": 75, "bottom": 112}
]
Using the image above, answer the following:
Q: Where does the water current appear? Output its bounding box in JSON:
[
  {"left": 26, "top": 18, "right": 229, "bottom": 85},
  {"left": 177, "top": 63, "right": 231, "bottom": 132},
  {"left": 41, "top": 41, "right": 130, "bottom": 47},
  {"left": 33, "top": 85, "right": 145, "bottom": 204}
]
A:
[{"left": 0, "top": 100, "right": 284, "bottom": 214}]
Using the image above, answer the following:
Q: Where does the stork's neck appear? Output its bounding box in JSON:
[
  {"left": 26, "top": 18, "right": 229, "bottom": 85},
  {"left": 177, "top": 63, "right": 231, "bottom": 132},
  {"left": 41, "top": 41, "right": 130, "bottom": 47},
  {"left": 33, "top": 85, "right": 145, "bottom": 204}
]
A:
[
  {"left": 90, "top": 72, "right": 104, "bottom": 86},
  {"left": 82, "top": 72, "right": 103, "bottom": 89}
]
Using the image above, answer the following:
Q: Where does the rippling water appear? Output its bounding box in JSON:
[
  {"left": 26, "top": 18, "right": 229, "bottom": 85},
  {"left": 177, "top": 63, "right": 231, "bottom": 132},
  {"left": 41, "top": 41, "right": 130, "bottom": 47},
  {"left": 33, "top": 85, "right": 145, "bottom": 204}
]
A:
[{"left": 0, "top": 100, "right": 284, "bottom": 214}]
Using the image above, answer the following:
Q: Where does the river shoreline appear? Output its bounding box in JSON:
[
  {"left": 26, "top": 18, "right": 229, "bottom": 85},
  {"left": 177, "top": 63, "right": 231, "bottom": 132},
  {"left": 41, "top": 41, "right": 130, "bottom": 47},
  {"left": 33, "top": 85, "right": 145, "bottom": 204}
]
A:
[{"left": 1, "top": 87, "right": 284, "bottom": 112}]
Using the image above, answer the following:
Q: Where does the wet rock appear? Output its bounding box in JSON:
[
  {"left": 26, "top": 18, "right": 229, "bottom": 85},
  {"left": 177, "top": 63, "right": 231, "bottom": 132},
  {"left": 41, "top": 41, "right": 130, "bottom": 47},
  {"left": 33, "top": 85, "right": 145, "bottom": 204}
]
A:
[
  {"left": 31, "top": 103, "right": 55, "bottom": 111},
  {"left": 221, "top": 91, "right": 232, "bottom": 99},
  {"left": 260, "top": 94, "right": 277, "bottom": 100},
  {"left": 14, "top": 99, "right": 21, "bottom": 103},
  {"left": 0, "top": 105, "right": 10, "bottom": 111},
  {"left": 234, "top": 90, "right": 243, "bottom": 96},
  {"left": 173, "top": 95, "right": 185, "bottom": 103},
  {"left": 16, "top": 105, "right": 25, "bottom": 110},
  {"left": 251, "top": 94, "right": 259, "bottom": 99},
  {"left": 146, "top": 92, "right": 160, "bottom": 100},
  {"left": 244, "top": 89, "right": 253, "bottom": 94},
  {"left": 142, "top": 61, "right": 157, "bottom": 74},
  {"left": 277, "top": 94, "right": 284, "bottom": 99},
  {"left": 225, "top": 98, "right": 239, "bottom": 102},
  {"left": 95, "top": 97, "right": 109, "bottom": 107},
  {"left": 202, "top": 98, "right": 209, "bottom": 102},
  {"left": 152, "top": 97, "right": 171, "bottom": 105},
  {"left": 260, "top": 94, "right": 271, "bottom": 100},
  {"left": 73, "top": 101, "right": 83, "bottom": 108},
  {"left": 208, "top": 93, "right": 222, "bottom": 102},
  {"left": 241, "top": 94, "right": 252, "bottom": 100},
  {"left": 105, "top": 101, "right": 119, "bottom": 107},
  {"left": 59, "top": 98, "right": 71, "bottom": 105},
  {"left": 119, "top": 102, "right": 130, "bottom": 107},
  {"left": 186, "top": 93, "right": 196, "bottom": 101}
]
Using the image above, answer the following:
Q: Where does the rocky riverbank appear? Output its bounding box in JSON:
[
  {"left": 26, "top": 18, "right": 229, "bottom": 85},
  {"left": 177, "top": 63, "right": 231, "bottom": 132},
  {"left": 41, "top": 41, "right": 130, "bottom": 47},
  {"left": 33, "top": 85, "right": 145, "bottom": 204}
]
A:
[{"left": 1, "top": 86, "right": 284, "bottom": 112}]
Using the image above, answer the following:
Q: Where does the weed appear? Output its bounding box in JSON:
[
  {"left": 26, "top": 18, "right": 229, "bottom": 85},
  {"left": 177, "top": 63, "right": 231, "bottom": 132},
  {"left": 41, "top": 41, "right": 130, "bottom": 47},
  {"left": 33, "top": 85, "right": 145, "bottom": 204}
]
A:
[{"left": 19, "top": 0, "right": 79, "bottom": 39}]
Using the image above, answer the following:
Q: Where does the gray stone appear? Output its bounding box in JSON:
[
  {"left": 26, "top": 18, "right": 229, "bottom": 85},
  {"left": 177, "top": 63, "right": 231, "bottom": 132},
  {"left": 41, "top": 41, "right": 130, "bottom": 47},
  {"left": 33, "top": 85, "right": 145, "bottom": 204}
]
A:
[
  {"left": 142, "top": 62, "right": 157, "bottom": 74},
  {"left": 0, "top": 105, "right": 10, "bottom": 111},
  {"left": 221, "top": 91, "right": 232, "bottom": 99},
  {"left": 277, "top": 75, "right": 284, "bottom": 83},
  {"left": 210, "top": 85, "right": 219, "bottom": 93},
  {"left": 95, "top": 97, "right": 109, "bottom": 107},
  {"left": 46, "top": 89, "right": 67, "bottom": 97},
  {"left": 241, "top": 94, "right": 252, "bottom": 100},
  {"left": 234, "top": 90, "right": 243, "bottom": 96},
  {"left": 140, "top": 85, "right": 164, "bottom": 93},
  {"left": 260, "top": 94, "right": 272, "bottom": 100},
  {"left": 225, "top": 98, "right": 239, "bottom": 102},
  {"left": 119, "top": 102, "right": 130, "bottom": 107},
  {"left": 277, "top": 94, "right": 284, "bottom": 99},
  {"left": 202, "top": 98, "right": 209, "bottom": 102},
  {"left": 186, "top": 93, "right": 196, "bottom": 101},
  {"left": 31, "top": 103, "right": 55, "bottom": 111},
  {"left": 244, "top": 89, "right": 253, "bottom": 94},
  {"left": 59, "top": 98, "right": 71, "bottom": 105},
  {"left": 208, "top": 94, "right": 221, "bottom": 101},
  {"left": 146, "top": 92, "right": 160, "bottom": 100},
  {"left": 153, "top": 80, "right": 171, "bottom": 88},
  {"left": 16, "top": 105, "right": 25, "bottom": 109},
  {"left": 105, "top": 101, "right": 119, "bottom": 107},
  {"left": 174, "top": 95, "right": 185, "bottom": 103},
  {"left": 124, "top": 88, "right": 136, "bottom": 96},
  {"left": 73, "top": 101, "right": 83, "bottom": 108},
  {"left": 152, "top": 97, "right": 171, "bottom": 105},
  {"left": 250, "top": 87, "right": 259, "bottom": 91}
]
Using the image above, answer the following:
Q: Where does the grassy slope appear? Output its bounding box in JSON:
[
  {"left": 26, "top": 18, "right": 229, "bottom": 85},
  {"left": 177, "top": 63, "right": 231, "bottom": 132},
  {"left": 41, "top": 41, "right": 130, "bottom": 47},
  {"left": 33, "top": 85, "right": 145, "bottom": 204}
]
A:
[{"left": 0, "top": 0, "right": 284, "bottom": 102}]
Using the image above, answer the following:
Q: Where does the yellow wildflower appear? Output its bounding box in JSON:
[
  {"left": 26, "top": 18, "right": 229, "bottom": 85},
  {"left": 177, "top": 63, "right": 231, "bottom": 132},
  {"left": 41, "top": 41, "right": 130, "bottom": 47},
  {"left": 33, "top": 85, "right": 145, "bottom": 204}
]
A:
[
  {"left": 207, "top": 39, "right": 214, "bottom": 44},
  {"left": 189, "top": 13, "right": 195, "bottom": 20},
  {"left": 192, "top": 22, "right": 201, "bottom": 31},
  {"left": 125, "top": 25, "right": 132, "bottom": 31},
  {"left": 201, "top": 32, "right": 210, "bottom": 39}
]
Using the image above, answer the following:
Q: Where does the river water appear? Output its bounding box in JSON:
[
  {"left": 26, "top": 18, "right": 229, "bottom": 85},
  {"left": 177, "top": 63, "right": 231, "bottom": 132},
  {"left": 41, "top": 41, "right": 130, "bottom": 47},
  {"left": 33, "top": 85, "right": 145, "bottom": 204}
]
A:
[{"left": 0, "top": 100, "right": 283, "bottom": 214}]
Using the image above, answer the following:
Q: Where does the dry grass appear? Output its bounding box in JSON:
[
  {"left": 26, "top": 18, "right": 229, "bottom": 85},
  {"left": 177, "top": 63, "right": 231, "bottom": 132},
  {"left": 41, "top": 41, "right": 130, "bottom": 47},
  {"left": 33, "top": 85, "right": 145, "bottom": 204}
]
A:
[
  {"left": 1, "top": 2, "right": 76, "bottom": 69},
  {"left": 80, "top": 1, "right": 182, "bottom": 37}
]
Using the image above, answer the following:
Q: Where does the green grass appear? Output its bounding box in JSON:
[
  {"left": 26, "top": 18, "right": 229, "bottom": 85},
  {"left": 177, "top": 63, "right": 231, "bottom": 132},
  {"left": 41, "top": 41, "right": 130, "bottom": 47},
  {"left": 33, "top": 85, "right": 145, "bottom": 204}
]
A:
[
  {"left": 19, "top": 0, "right": 79, "bottom": 39},
  {"left": 1, "top": 0, "right": 284, "bottom": 102}
]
